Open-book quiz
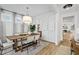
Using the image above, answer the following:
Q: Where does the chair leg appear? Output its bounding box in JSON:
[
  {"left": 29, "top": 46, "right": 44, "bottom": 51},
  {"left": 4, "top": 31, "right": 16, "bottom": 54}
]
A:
[
  {"left": 27, "top": 47, "right": 29, "bottom": 54},
  {"left": 0, "top": 49, "right": 3, "bottom": 55},
  {"left": 36, "top": 40, "right": 40, "bottom": 47},
  {"left": 71, "top": 50, "right": 72, "bottom": 55},
  {"left": 71, "top": 49, "right": 73, "bottom": 55},
  {"left": 34, "top": 41, "right": 38, "bottom": 48}
]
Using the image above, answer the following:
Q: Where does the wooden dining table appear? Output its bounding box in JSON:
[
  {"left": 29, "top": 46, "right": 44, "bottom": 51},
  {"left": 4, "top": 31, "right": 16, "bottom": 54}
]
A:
[
  {"left": 6, "top": 33, "right": 40, "bottom": 52},
  {"left": 7, "top": 35, "right": 29, "bottom": 52}
]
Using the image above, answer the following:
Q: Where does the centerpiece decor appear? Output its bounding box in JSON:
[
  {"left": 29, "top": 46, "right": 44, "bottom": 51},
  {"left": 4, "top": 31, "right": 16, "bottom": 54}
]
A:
[{"left": 30, "top": 25, "right": 36, "bottom": 33}]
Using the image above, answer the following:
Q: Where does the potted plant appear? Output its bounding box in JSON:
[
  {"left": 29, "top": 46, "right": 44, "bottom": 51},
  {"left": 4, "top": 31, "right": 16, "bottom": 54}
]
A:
[{"left": 30, "top": 25, "right": 36, "bottom": 33}]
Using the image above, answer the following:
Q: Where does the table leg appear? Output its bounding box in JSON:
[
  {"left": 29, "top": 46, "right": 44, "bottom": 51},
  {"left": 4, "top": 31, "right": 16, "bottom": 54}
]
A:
[
  {"left": 13, "top": 40, "right": 15, "bottom": 49},
  {"left": 13, "top": 39, "right": 18, "bottom": 52},
  {"left": 21, "top": 38, "right": 23, "bottom": 52}
]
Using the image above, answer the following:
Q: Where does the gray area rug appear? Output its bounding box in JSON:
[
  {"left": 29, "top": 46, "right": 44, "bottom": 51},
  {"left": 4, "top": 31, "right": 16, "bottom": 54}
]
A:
[{"left": 5, "top": 41, "right": 49, "bottom": 55}]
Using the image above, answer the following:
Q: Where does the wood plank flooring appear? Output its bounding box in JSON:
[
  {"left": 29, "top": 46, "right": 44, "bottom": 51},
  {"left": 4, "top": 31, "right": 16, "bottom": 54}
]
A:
[
  {"left": 36, "top": 43, "right": 56, "bottom": 55},
  {"left": 36, "top": 32, "right": 72, "bottom": 55}
]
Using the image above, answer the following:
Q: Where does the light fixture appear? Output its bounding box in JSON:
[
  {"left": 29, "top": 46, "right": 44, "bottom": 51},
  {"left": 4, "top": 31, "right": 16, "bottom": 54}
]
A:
[
  {"left": 0, "top": 8, "right": 4, "bottom": 13},
  {"left": 63, "top": 4, "right": 73, "bottom": 10},
  {"left": 23, "top": 7, "right": 32, "bottom": 24}
]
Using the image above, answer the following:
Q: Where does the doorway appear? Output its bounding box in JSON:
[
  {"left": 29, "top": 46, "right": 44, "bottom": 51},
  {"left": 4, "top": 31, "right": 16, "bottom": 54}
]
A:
[{"left": 62, "top": 16, "right": 75, "bottom": 46}]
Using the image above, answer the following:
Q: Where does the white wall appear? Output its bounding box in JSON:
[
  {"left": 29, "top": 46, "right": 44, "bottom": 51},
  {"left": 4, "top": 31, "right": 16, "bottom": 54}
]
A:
[
  {"left": 33, "top": 11, "right": 56, "bottom": 43},
  {"left": 74, "top": 12, "right": 79, "bottom": 41},
  {"left": 32, "top": 9, "right": 79, "bottom": 45},
  {"left": 55, "top": 12, "right": 63, "bottom": 45}
]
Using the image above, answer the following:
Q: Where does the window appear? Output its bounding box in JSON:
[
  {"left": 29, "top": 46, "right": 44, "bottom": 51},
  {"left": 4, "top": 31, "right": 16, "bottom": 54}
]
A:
[
  {"left": 15, "top": 14, "right": 23, "bottom": 34},
  {"left": 24, "top": 23, "right": 28, "bottom": 33},
  {"left": 1, "top": 11, "right": 13, "bottom": 36}
]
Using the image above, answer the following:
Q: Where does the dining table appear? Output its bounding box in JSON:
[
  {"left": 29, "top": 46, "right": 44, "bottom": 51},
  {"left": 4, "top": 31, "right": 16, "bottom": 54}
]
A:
[
  {"left": 6, "top": 33, "right": 40, "bottom": 52},
  {"left": 7, "top": 35, "right": 29, "bottom": 52}
]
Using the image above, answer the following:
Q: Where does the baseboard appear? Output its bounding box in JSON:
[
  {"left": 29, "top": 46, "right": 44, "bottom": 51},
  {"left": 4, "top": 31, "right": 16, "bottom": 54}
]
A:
[{"left": 41, "top": 39, "right": 55, "bottom": 45}]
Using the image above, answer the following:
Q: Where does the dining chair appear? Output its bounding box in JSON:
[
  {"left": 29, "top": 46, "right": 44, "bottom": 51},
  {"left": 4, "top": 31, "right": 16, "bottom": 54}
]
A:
[
  {"left": 71, "top": 39, "right": 79, "bottom": 55},
  {"left": 34, "top": 35, "right": 40, "bottom": 45},
  {"left": 0, "top": 36, "right": 14, "bottom": 55},
  {"left": 21, "top": 35, "right": 35, "bottom": 52},
  {"left": 22, "top": 35, "right": 34, "bottom": 44}
]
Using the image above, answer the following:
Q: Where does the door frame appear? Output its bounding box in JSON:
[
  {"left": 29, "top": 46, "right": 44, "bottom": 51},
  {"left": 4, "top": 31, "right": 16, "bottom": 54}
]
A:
[{"left": 61, "top": 12, "right": 76, "bottom": 41}]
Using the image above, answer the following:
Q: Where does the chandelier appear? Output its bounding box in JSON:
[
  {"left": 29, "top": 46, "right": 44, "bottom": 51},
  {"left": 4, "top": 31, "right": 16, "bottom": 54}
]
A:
[{"left": 23, "top": 7, "right": 32, "bottom": 24}]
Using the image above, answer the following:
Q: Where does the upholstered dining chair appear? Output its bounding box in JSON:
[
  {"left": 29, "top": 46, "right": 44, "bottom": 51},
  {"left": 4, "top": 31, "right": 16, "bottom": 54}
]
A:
[
  {"left": 71, "top": 39, "right": 79, "bottom": 55},
  {"left": 34, "top": 35, "right": 40, "bottom": 45},
  {"left": 21, "top": 35, "right": 35, "bottom": 52},
  {"left": 0, "top": 36, "right": 14, "bottom": 55},
  {"left": 23, "top": 35, "right": 34, "bottom": 44}
]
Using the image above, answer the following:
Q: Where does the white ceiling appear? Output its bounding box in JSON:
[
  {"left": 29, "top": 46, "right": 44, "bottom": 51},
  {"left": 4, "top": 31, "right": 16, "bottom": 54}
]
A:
[
  {"left": 0, "top": 4, "right": 79, "bottom": 16},
  {"left": 0, "top": 4, "right": 55, "bottom": 16},
  {"left": 56, "top": 4, "right": 79, "bottom": 13}
]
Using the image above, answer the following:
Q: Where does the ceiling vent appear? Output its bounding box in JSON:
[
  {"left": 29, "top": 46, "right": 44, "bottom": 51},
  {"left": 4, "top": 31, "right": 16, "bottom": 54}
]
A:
[{"left": 63, "top": 4, "right": 73, "bottom": 9}]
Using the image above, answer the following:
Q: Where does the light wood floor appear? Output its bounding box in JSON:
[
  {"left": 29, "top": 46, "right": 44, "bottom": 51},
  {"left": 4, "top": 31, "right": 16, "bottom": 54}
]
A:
[
  {"left": 36, "top": 43, "right": 56, "bottom": 55},
  {"left": 36, "top": 32, "right": 72, "bottom": 55}
]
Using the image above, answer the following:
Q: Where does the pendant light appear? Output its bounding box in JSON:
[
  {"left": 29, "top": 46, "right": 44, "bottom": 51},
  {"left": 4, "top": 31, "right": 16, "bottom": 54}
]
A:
[{"left": 23, "top": 7, "right": 32, "bottom": 24}]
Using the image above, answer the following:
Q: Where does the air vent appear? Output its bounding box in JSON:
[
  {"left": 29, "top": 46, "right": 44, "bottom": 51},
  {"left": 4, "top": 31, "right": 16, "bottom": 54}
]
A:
[{"left": 63, "top": 4, "right": 73, "bottom": 9}]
